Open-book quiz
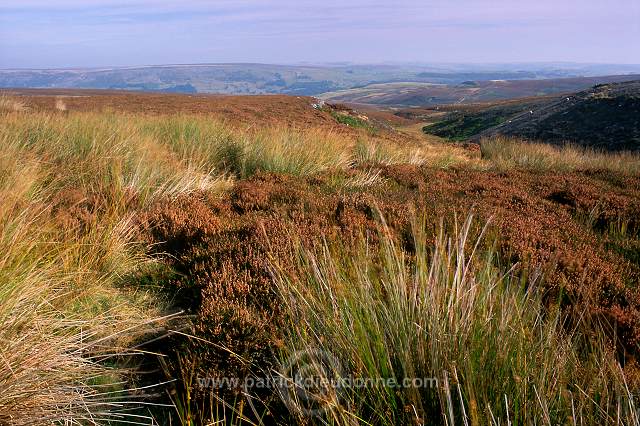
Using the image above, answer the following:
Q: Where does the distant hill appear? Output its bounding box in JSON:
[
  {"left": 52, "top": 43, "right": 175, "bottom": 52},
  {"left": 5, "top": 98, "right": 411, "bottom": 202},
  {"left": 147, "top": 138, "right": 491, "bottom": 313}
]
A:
[
  {"left": 321, "top": 75, "right": 640, "bottom": 107},
  {"left": 2, "top": 63, "right": 640, "bottom": 96},
  {"left": 476, "top": 81, "right": 640, "bottom": 151}
]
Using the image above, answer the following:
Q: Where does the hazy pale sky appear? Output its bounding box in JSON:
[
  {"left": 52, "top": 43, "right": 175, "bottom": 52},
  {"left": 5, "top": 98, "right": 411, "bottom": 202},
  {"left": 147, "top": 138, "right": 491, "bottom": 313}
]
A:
[{"left": 1, "top": 0, "right": 639, "bottom": 68}]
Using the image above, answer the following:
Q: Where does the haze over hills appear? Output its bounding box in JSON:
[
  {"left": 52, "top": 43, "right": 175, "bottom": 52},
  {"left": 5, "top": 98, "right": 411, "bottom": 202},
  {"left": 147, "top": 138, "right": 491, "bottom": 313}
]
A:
[{"left": 2, "top": 62, "right": 640, "bottom": 97}]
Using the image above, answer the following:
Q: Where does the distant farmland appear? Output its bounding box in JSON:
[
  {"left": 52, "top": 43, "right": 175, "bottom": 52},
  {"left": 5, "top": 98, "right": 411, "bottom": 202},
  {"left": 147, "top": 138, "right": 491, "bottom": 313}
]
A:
[{"left": 321, "top": 74, "right": 640, "bottom": 107}]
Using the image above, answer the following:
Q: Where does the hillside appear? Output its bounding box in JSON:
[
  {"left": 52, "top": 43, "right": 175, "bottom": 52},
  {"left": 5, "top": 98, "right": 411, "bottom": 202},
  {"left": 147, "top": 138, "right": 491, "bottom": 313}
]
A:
[
  {"left": 421, "top": 97, "right": 552, "bottom": 141},
  {"left": 0, "top": 88, "right": 336, "bottom": 127},
  {"left": 477, "top": 81, "right": 640, "bottom": 151},
  {"left": 2, "top": 89, "right": 640, "bottom": 424},
  {"left": 321, "top": 74, "right": 640, "bottom": 107}
]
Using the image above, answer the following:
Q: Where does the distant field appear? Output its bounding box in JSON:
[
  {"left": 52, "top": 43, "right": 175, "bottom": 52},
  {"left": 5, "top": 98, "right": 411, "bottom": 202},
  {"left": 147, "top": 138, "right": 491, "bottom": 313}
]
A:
[
  {"left": 321, "top": 74, "right": 640, "bottom": 107},
  {"left": 3, "top": 63, "right": 640, "bottom": 96}
]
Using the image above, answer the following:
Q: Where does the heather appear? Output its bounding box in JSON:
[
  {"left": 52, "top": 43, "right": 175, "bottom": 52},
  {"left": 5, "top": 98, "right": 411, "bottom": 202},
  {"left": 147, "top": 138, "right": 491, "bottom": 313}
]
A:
[{"left": 1, "top": 96, "right": 639, "bottom": 424}]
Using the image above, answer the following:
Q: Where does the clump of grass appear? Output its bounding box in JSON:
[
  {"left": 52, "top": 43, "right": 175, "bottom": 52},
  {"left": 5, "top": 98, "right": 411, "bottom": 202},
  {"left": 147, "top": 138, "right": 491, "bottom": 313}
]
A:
[
  {"left": 55, "top": 97, "right": 67, "bottom": 111},
  {"left": 240, "top": 127, "right": 352, "bottom": 177},
  {"left": 273, "top": 214, "right": 637, "bottom": 425},
  {"left": 0, "top": 111, "right": 207, "bottom": 423},
  {"left": 353, "top": 138, "right": 468, "bottom": 169},
  {"left": 146, "top": 112, "right": 469, "bottom": 176},
  {"left": 147, "top": 115, "right": 353, "bottom": 178},
  {"left": 0, "top": 112, "right": 232, "bottom": 207},
  {"left": 344, "top": 168, "right": 386, "bottom": 188},
  {"left": 481, "top": 136, "right": 640, "bottom": 173},
  {"left": 0, "top": 95, "right": 28, "bottom": 112},
  {"left": 0, "top": 187, "right": 158, "bottom": 424},
  {"left": 353, "top": 139, "right": 401, "bottom": 165}
]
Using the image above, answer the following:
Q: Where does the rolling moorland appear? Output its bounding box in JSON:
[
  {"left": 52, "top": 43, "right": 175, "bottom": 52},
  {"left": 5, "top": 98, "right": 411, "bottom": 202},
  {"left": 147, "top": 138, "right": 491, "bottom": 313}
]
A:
[
  {"left": 1, "top": 88, "right": 640, "bottom": 425},
  {"left": 3, "top": 63, "right": 640, "bottom": 96},
  {"left": 320, "top": 74, "right": 640, "bottom": 107}
]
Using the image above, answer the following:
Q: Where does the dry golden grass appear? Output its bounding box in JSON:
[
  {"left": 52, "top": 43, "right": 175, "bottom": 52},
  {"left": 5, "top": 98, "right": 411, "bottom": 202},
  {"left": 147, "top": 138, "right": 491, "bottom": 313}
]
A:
[
  {"left": 0, "top": 182, "right": 140, "bottom": 424},
  {"left": 54, "top": 97, "right": 67, "bottom": 111},
  {"left": 0, "top": 95, "right": 28, "bottom": 112},
  {"left": 481, "top": 136, "right": 640, "bottom": 173},
  {"left": 0, "top": 110, "right": 218, "bottom": 423}
]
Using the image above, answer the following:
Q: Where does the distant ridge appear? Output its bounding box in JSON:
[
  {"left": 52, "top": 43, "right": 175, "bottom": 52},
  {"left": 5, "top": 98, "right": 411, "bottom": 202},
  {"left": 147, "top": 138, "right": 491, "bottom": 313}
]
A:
[{"left": 2, "top": 63, "right": 640, "bottom": 97}]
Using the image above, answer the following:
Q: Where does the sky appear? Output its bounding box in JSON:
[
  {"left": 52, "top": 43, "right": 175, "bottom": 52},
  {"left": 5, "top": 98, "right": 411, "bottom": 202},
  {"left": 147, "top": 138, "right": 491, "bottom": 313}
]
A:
[{"left": 1, "top": 0, "right": 639, "bottom": 69}]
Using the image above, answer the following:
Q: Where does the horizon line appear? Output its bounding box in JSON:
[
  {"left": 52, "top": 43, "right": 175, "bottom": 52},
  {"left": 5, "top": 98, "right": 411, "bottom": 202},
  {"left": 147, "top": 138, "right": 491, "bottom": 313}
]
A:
[{"left": 3, "top": 61, "right": 640, "bottom": 72}]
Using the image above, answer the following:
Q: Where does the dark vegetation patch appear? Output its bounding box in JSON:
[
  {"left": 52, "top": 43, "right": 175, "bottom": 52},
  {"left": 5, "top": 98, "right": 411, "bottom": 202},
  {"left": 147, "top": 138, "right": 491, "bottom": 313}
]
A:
[
  {"left": 422, "top": 99, "right": 548, "bottom": 141},
  {"left": 138, "top": 168, "right": 640, "bottom": 421},
  {"left": 480, "top": 81, "right": 640, "bottom": 151},
  {"left": 500, "top": 95, "right": 640, "bottom": 151},
  {"left": 423, "top": 110, "right": 509, "bottom": 140},
  {"left": 422, "top": 81, "right": 640, "bottom": 151},
  {"left": 329, "top": 110, "right": 373, "bottom": 130},
  {"left": 323, "top": 104, "right": 377, "bottom": 132}
]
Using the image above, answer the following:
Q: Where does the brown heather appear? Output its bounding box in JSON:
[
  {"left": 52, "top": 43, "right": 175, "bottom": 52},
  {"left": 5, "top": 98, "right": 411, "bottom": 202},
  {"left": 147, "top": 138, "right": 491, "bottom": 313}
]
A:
[
  {"left": 142, "top": 166, "right": 640, "bottom": 422},
  {"left": 1, "top": 91, "right": 640, "bottom": 424}
]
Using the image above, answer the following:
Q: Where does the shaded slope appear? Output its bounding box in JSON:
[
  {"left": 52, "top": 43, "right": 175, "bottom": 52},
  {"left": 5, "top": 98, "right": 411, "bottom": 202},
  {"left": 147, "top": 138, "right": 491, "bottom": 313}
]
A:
[
  {"left": 422, "top": 98, "right": 550, "bottom": 140},
  {"left": 479, "top": 81, "right": 640, "bottom": 151}
]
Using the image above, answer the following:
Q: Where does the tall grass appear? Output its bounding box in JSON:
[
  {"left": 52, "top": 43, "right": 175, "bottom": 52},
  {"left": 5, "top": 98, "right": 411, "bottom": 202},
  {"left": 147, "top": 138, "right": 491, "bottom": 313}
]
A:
[
  {"left": 273, "top": 215, "right": 637, "bottom": 425},
  {"left": 0, "top": 113, "right": 232, "bottom": 208},
  {"left": 481, "top": 136, "right": 640, "bottom": 173},
  {"left": 0, "top": 175, "right": 152, "bottom": 424},
  {"left": 146, "top": 116, "right": 353, "bottom": 177},
  {"left": 145, "top": 114, "right": 469, "bottom": 177},
  {"left": 0, "top": 95, "right": 28, "bottom": 112},
  {"left": 0, "top": 110, "right": 216, "bottom": 423},
  {"left": 353, "top": 138, "right": 461, "bottom": 168}
]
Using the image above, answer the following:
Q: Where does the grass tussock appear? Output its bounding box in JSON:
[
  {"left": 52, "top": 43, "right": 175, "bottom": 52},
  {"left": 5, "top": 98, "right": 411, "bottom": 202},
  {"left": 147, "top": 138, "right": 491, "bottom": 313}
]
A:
[
  {"left": 0, "top": 196, "right": 155, "bottom": 423},
  {"left": 1, "top": 113, "right": 234, "bottom": 205},
  {"left": 274, "top": 214, "right": 637, "bottom": 425},
  {"left": 354, "top": 138, "right": 462, "bottom": 168},
  {"left": 0, "top": 111, "right": 198, "bottom": 423},
  {"left": 0, "top": 95, "right": 28, "bottom": 112},
  {"left": 481, "top": 136, "right": 640, "bottom": 173}
]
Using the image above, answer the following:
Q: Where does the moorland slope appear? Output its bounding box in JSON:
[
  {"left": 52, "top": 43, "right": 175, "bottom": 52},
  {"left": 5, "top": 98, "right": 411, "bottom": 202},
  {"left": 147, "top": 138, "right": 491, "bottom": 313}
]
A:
[
  {"left": 1, "top": 89, "right": 639, "bottom": 425},
  {"left": 478, "top": 81, "right": 640, "bottom": 150}
]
